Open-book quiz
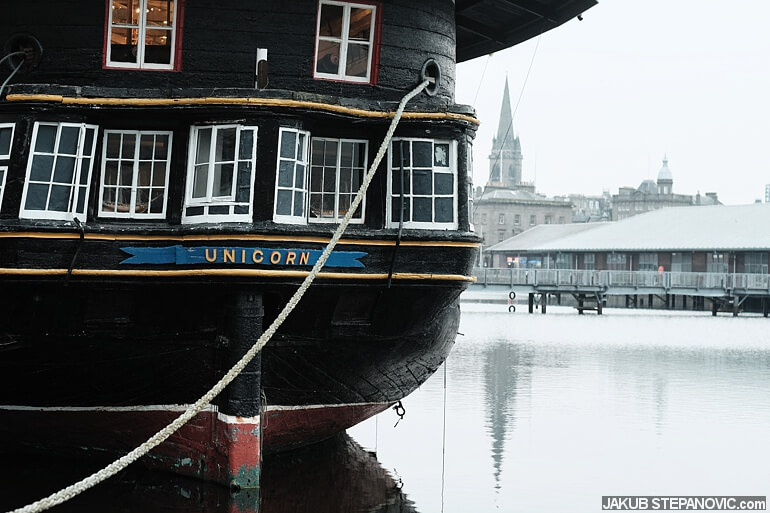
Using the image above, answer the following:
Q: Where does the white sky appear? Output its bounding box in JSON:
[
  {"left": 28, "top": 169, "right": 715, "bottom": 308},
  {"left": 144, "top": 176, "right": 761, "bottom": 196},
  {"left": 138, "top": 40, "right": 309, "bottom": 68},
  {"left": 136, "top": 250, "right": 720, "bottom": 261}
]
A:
[{"left": 455, "top": 0, "right": 770, "bottom": 205}]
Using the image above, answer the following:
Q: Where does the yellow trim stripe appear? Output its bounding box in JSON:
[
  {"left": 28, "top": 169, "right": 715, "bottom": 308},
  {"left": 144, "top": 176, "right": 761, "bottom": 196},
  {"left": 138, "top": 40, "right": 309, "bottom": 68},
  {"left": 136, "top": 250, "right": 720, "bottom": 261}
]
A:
[
  {"left": 0, "top": 231, "right": 480, "bottom": 248},
  {"left": 5, "top": 94, "right": 480, "bottom": 125},
  {"left": 0, "top": 268, "right": 476, "bottom": 282}
]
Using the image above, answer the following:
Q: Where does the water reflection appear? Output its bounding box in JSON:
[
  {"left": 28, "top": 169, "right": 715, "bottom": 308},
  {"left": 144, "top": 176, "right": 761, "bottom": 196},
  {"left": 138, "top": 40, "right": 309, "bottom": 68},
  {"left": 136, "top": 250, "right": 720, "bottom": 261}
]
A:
[{"left": 0, "top": 434, "right": 415, "bottom": 513}]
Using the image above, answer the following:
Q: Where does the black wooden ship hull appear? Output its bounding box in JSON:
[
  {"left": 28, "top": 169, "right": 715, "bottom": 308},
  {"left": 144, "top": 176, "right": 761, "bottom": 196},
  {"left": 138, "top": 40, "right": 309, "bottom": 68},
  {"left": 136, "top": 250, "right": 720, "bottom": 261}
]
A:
[{"left": 0, "top": 0, "right": 594, "bottom": 490}]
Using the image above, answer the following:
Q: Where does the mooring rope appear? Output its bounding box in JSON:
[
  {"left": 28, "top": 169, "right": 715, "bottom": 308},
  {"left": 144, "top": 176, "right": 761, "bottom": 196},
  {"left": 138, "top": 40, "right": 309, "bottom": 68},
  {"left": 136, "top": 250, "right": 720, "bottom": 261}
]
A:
[{"left": 9, "top": 78, "right": 430, "bottom": 513}]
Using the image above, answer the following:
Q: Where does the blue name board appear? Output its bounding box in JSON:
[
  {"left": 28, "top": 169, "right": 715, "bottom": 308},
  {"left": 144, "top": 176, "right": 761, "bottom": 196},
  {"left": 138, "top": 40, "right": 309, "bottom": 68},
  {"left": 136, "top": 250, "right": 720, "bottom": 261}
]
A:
[{"left": 120, "top": 245, "right": 367, "bottom": 268}]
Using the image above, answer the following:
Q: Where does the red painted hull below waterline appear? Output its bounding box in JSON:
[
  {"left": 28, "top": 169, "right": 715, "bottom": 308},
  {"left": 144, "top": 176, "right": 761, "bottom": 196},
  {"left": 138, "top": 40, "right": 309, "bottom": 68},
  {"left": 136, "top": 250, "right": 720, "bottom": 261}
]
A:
[{"left": 0, "top": 402, "right": 391, "bottom": 488}]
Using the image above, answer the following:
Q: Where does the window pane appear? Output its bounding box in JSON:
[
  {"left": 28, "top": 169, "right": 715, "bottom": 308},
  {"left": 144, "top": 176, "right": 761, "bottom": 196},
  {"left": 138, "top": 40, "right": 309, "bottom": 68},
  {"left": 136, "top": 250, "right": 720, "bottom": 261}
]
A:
[
  {"left": 58, "top": 127, "right": 80, "bottom": 155},
  {"left": 192, "top": 163, "right": 208, "bottom": 198},
  {"left": 345, "top": 43, "right": 369, "bottom": 77},
  {"left": 121, "top": 133, "right": 136, "bottom": 159},
  {"left": 53, "top": 156, "right": 76, "bottom": 184},
  {"left": 111, "top": 0, "right": 133, "bottom": 25},
  {"left": 413, "top": 197, "right": 432, "bottom": 222},
  {"left": 213, "top": 163, "right": 233, "bottom": 197},
  {"left": 35, "top": 125, "right": 57, "bottom": 153},
  {"left": 0, "top": 127, "right": 12, "bottom": 156},
  {"left": 316, "top": 41, "right": 341, "bottom": 74},
  {"left": 348, "top": 8, "right": 372, "bottom": 40},
  {"left": 322, "top": 195, "right": 334, "bottom": 217},
  {"left": 104, "top": 161, "right": 119, "bottom": 185},
  {"left": 278, "top": 161, "right": 293, "bottom": 187},
  {"left": 155, "top": 134, "right": 169, "bottom": 159},
  {"left": 434, "top": 173, "right": 453, "bottom": 195},
  {"left": 106, "top": 133, "right": 121, "bottom": 159},
  {"left": 119, "top": 161, "right": 134, "bottom": 185},
  {"left": 293, "top": 191, "right": 304, "bottom": 216},
  {"left": 76, "top": 186, "right": 87, "bottom": 214},
  {"left": 391, "top": 169, "right": 410, "bottom": 195},
  {"left": 152, "top": 162, "right": 166, "bottom": 186},
  {"left": 110, "top": 28, "right": 138, "bottom": 63},
  {"left": 215, "top": 128, "right": 236, "bottom": 162},
  {"left": 413, "top": 142, "right": 432, "bottom": 167},
  {"left": 139, "top": 135, "right": 154, "bottom": 159},
  {"left": 391, "top": 142, "right": 410, "bottom": 167},
  {"left": 309, "top": 194, "right": 322, "bottom": 218},
  {"left": 196, "top": 128, "right": 212, "bottom": 165},
  {"left": 435, "top": 197, "right": 453, "bottom": 223},
  {"left": 280, "top": 130, "right": 296, "bottom": 159},
  {"left": 340, "top": 143, "right": 353, "bottom": 167},
  {"left": 146, "top": 0, "right": 174, "bottom": 25},
  {"left": 144, "top": 29, "right": 172, "bottom": 65},
  {"left": 30, "top": 155, "right": 54, "bottom": 182},
  {"left": 319, "top": 4, "right": 343, "bottom": 37},
  {"left": 236, "top": 161, "right": 251, "bottom": 202},
  {"left": 295, "top": 164, "right": 306, "bottom": 188},
  {"left": 324, "top": 140, "right": 338, "bottom": 166},
  {"left": 138, "top": 161, "right": 151, "bottom": 186},
  {"left": 434, "top": 143, "right": 450, "bottom": 167},
  {"left": 239, "top": 130, "right": 254, "bottom": 160},
  {"left": 339, "top": 169, "right": 352, "bottom": 194},
  {"left": 136, "top": 189, "right": 150, "bottom": 212},
  {"left": 310, "top": 166, "right": 322, "bottom": 193},
  {"left": 276, "top": 190, "right": 292, "bottom": 215},
  {"left": 48, "top": 184, "right": 71, "bottom": 212},
  {"left": 391, "top": 197, "right": 409, "bottom": 223},
  {"left": 413, "top": 170, "right": 432, "bottom": 195},
  {"left": 25, "top": 183, "right": 49, "bottom": 210}
]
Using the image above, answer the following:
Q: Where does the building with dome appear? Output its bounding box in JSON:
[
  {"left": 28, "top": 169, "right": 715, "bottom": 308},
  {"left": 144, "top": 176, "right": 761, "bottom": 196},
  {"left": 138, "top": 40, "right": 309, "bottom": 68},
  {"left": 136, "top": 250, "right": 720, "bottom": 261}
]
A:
[
  {"left": 473, "top": 79, "right": 573, "bottom": 262},
  {"left": 611, "top": 157, "right": 720, "bottom": 220}
]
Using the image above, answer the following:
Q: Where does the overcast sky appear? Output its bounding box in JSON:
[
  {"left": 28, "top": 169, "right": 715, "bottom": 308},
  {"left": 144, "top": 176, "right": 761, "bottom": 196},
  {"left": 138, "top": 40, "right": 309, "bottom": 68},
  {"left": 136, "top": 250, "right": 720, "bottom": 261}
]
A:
[{"left": 455, "top": 0, "right": 770, "bottom": 205}]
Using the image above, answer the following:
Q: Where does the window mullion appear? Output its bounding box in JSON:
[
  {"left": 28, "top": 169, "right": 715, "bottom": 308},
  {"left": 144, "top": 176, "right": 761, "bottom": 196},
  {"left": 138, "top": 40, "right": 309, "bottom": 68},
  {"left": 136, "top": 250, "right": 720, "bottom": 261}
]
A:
[
  {"left": 335, "top": 142, "right": 343, "bottom": 220},
  {"left": 130, "top": 130, "right": 141, "bottom": 213},
  {"left": 338, "top": 6, "right": 351, "bottom": 79},
  {"left": 206, "top": 127, "right": 217, "bottom": 203},
  {"left": 137, "top": 0, "right": 147, "bottom": 67}
]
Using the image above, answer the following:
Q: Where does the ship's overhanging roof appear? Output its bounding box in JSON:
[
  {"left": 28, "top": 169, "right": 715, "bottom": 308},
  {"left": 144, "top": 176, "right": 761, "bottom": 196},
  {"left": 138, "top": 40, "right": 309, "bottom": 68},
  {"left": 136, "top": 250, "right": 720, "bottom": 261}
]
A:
[{"left": 456, "top": 0, "right": 598, "bottom": 62}]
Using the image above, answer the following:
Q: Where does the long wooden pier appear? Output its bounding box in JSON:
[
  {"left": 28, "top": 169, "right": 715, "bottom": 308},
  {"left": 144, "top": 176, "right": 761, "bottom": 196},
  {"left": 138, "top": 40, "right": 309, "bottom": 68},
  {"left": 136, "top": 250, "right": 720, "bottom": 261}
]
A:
[{"left": 468, "top": 267, "right": 770, "bottom": 316}]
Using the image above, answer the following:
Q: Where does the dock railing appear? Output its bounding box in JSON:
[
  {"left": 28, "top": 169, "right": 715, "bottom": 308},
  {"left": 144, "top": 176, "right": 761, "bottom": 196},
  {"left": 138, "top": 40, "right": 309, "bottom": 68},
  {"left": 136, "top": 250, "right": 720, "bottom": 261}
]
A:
[{"left": 471, "top": 267, "right": 770, "bottom": 296}]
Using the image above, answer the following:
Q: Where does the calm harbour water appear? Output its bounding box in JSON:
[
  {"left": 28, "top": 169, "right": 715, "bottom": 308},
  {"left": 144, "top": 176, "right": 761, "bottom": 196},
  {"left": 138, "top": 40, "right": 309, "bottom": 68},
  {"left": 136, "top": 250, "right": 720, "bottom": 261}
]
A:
[{"left": 3, "top": 305, "right": 769, "bottom": 512}]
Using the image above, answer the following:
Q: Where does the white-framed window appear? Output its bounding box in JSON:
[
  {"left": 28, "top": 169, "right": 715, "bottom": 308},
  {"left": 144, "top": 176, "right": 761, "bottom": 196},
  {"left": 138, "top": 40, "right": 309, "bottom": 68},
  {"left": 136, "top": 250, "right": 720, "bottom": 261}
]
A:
[
  {"left": 309, "top": 138, "right": 367, "bottom": 223},
  {"left": 498, "top": 213, "right": 505, "bottom": 224},
  {"left": 274, "top": 128, "right": 310, "bottom": 224},
  {"left": 183, "top": 124, "right": 257, "bottom": 223},
  {"left": 99, "top": 130, "right": 172, "bottom": 218},
  {"left": 583, "top": 253, "right": 596, "bottom": 270},
  {"left": 0, "top": 123, "right": 13, "bottom": 209},
  {"left": 387, "top": 138, "right": 458, "bottom": 230},
  {"left": 314, "top": 0, "right": 377, "bottom": 83},
  {"left": 20, "top": 122, "right": 98, "bottom": 221},
  {"left": 514, "top": 214, "right": 520, "bottom": 226},
  {"left": 106, "top": 0, "right": 180, "bottom": 70}
]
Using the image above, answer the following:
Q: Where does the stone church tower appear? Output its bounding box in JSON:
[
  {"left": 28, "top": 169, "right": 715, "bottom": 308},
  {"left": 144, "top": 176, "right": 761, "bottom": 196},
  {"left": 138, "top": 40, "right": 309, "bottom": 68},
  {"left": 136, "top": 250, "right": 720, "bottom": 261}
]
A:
[{"left": 487, "top": 78, "right": 523, "bottom": 188}]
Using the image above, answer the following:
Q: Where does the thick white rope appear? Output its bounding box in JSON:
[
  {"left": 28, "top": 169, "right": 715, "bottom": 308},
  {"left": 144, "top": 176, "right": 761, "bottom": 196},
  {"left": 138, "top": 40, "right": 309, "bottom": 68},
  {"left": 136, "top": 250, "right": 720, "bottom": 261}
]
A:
[{"left": 9, "top": 78, "right": 430, "bottom": 513}]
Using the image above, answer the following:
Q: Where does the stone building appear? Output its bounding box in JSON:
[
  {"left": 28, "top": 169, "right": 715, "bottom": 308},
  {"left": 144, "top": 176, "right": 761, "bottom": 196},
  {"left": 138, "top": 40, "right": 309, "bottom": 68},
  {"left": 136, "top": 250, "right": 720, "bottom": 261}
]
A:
[
  {"left": 474, "top": 79, "right": 572, "bottom": 262},
  {"left": 612, "top": 157, "right": 720, "bottom": 220}
]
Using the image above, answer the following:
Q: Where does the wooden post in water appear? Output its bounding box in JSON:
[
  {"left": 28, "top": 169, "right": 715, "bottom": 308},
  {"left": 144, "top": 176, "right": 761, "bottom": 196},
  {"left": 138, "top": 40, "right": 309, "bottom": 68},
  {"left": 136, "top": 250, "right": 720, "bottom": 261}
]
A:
[
  {"left": 528, "top": 293, "right": 534, "bottom": 314},
  {"left": 222, "top": 289, "right": 264, "bottom": 490},
  {"left": 541, "top": 294, "right": 547, "bottom": 314}
]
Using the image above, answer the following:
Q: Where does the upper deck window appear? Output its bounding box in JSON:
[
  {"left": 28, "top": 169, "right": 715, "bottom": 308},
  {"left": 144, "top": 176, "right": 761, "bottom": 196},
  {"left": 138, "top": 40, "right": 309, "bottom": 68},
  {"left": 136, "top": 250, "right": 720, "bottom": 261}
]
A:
[
  {"left": 183, "top": 125, "right": 258, "bottom": 224},
  {"left": 387, "top": 139, "right": 458, "bottom": 230},
  {"left": 274, "top": 128, "right": 310, "bottom": 224},
  {"left": 20, "top": 122, "right": 98, "bottom": 221},
  {"left": 106, "top": 0, "right": 181, "bottom": 70},
  {"left": 314, "top": 1, "right": 378, "bottom": 83}
]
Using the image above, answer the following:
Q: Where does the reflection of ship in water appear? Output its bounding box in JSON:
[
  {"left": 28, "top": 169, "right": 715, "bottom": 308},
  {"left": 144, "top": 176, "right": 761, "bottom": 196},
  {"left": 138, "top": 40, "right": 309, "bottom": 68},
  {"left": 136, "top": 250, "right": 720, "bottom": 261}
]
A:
[
  {"left": 483, "top": 341, "right": 534, "bottom": 490},
  {"left": 0, "top": 434, "right": 415, "bottom": 513}
]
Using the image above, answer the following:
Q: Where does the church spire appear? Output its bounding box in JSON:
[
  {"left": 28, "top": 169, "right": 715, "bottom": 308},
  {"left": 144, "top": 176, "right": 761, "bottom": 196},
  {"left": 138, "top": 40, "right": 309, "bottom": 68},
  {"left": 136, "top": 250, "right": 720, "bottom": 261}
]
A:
[
  {"left": 488, "top": 78, "right": 523, "bottom": 188},
  {"left": 494, "top": 77, "right": 515, "bottom": 152}
]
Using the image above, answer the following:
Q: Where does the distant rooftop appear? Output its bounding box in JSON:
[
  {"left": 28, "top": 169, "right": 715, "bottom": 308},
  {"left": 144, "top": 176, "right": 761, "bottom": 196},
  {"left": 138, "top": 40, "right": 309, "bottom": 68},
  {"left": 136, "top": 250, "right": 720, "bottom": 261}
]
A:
[{"left": 488, "top": 203, "right": 770, "bottom": 252}]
